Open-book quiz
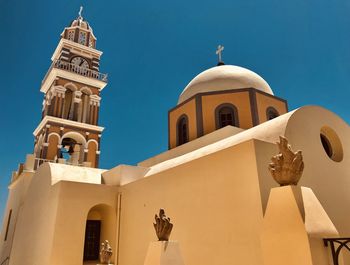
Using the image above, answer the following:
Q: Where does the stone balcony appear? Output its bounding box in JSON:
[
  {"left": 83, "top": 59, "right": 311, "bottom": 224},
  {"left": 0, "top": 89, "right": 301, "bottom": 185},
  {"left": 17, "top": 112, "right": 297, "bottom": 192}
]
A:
[{"left": 42, "top": 59, "right": 108, "bottom": 85}]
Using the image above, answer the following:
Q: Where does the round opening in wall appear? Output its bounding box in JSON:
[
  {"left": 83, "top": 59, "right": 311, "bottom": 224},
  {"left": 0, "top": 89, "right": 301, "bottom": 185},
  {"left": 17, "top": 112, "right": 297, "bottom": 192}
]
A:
[{"left": 320, "top": 126, "right": 343, "bottom": 162}]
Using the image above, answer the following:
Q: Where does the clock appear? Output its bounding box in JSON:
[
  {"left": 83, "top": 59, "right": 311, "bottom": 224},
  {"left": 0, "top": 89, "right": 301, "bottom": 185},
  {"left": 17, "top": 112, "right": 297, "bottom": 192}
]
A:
[{"left": 71, "top": 57, "right": 89, "bottom": 69}]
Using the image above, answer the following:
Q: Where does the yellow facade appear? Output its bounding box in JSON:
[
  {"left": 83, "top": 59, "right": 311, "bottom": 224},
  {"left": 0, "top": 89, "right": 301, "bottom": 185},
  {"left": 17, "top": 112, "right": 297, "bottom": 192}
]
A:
[
  {"left": 168, "top": 98, "right": 197, "bottom": 149},
  {"left": 255, "top": 91, "right": 288, "bottom": 123},
  {"left": 168, "top": 88, "right": 287, "bottom": 149},
  {"left": 201, "top": 91, "right": 252, "bottom": 132}
]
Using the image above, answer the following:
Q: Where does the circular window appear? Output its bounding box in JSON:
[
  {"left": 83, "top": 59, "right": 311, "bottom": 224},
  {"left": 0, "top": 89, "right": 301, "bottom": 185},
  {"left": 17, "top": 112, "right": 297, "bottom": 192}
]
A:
[{"left": 320, "top": 126, "right": 343, "bottom": 162}]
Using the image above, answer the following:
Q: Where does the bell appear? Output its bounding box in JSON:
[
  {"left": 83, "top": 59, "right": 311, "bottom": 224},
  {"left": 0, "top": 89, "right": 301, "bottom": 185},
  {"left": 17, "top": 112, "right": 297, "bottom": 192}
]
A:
[{"left": 68, "top": 144, "right": 75, "bottom": 155}]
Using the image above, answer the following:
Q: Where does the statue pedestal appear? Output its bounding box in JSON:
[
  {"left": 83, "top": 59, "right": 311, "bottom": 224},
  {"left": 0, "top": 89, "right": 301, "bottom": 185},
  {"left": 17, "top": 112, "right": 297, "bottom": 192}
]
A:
[
  {"left": 261, "top": 185, "right": 340, "bottom": 265},
  {"left": 144, "top": 241, "right": 185, "bottom": 265}
]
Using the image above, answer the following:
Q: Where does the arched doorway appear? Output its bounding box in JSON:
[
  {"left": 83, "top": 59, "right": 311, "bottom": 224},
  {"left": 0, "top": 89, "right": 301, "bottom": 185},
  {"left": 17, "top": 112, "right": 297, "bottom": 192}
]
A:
[{"left": 83, "top": 204, "right": 116, "bottom": 263}]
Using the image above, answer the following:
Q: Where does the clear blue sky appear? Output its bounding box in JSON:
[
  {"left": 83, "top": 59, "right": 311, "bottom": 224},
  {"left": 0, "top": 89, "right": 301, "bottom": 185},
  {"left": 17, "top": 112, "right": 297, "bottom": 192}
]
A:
[{"left": 1, "top": 0, "right": 350, "bottom": 222}]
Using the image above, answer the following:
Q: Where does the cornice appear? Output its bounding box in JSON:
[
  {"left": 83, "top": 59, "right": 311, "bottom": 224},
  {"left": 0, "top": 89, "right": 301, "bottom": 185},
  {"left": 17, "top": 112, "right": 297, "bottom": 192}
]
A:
[
  {"left": 51, "top": 39, "right": 102, "bottom": 61},
  {"left": 33, "top": 116, "right": 104, "bottom": 136},
  {"left": 40, "top": 68, "right": 107, "bottom": 93}
]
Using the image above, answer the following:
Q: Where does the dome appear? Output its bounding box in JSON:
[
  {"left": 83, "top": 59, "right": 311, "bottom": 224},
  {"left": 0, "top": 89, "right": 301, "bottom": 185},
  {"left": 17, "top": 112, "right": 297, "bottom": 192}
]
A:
[
  {"left": 70, "top": 17, "right": 93, "bottom": 32},
  {"left": 178, "top": 65, "right": 273, "bottom": 104}
]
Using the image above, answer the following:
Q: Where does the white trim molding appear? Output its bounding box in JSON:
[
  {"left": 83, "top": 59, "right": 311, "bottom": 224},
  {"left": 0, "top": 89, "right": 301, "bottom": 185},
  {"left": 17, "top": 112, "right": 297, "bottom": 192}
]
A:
[
  {"left": 51, "top": 38, "right": 102, "bottom": 62},
  {"left": 41, "top": 68, "right": 107, "bottom": 93},
  {"left": 50, "top": 85, "right": 66, "bottom": 97},
  {"left": 33, "top": 116, "right": 104, "bottom": 136},
  {"left": 87, "top": 139, "right": 99, "bottom": 149},
  {"left": 60, "top": 131, "right": 87, "bottom": 148},
  {"left": 48, "top": 132, "right": 61, "bottom": 140},
  {"left": 64, "top": 82, "right": 78, "bottom": 91}
]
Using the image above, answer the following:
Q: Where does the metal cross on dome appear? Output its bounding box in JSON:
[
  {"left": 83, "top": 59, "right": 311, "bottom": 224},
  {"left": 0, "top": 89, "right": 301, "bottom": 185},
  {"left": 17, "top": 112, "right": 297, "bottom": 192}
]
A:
[{"left": 216, "top": 45, "right": 224, "bottom": 64}]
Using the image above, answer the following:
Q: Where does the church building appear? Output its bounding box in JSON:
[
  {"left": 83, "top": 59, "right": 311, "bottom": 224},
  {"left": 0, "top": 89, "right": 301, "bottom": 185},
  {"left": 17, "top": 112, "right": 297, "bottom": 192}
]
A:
[{"left": 0, "top": 9, "right": 349, "bottom": 265}]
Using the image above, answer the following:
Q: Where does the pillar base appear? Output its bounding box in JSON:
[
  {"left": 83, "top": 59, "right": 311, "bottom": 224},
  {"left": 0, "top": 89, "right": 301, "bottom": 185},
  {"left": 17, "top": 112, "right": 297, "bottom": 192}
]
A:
[{"left": 144, "top": 241, "right": 185, "bottom": 265}]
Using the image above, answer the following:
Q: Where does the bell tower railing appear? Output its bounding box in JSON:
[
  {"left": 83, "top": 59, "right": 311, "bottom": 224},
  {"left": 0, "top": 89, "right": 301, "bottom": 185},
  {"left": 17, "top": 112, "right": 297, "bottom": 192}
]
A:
[
  {"left": 324, "top": 238, "right": 350, "bottom": 265},
  {"left": 42, "top": 59, "right": 108, "bottom": 85}
]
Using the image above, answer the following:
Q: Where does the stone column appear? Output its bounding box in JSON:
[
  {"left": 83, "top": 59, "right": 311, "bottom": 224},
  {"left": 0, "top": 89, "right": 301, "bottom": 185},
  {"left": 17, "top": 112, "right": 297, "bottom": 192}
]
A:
[
  {"left": 89, "top": 95, "right": 101, "bottom": 125},
  {"left": 95, "top": 151, "right": 100, "bottom": 168},
  {"left": 41, "top": 125, "right": 51, "bottom": 160},
  {"left": 56, "top": 144, "right": 62, "bottom": 161},
  {"left": 95, "top": 106, "right": 100, "bottom": 125},
  {"left": 50, "top": 86, "right": 66, "bottom": 118},
  {"left": 72, "top": 90, "right": 82, "bottom": 121}
]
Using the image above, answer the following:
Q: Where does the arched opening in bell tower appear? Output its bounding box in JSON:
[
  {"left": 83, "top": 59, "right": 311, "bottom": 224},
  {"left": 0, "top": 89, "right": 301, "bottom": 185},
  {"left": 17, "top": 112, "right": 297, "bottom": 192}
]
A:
[{"left": 59, "top": 132, "right": 86, "bottom": 165}]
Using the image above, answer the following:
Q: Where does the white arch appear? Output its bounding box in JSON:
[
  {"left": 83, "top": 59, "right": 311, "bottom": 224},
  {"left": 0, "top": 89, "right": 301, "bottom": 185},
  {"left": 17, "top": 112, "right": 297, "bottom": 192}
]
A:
[
  {"left": 87, "top": 139, "right": 99, "bottom": 150},
  {"left": 60, "top": 131, "right": 87, "bottom": 148},
  {"left": 48, "top": 132, "right": 61, "bottom": 141},
  {"left": 64, "top": 82, "right": 78, "bottom": 91},
  {"left": 80, "top": 86, "right": 92, "bottom": 95}
]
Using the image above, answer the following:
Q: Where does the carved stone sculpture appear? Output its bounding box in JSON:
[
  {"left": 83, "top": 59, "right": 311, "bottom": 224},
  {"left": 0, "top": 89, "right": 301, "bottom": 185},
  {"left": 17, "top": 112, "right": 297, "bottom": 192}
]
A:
[
  {"left": 153, "top": 209, "right": 173, "bottom": 241},
  {"left": 268, "top": 136, "right": 304, "bottom": 186},
  {"left": 99, "top": 240, "right": 113, "bottom": 264}
]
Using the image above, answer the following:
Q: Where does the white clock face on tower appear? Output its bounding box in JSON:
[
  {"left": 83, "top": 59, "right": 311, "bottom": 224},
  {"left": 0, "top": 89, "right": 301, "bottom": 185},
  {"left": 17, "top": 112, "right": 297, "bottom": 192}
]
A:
[{"left": 71, "top": 57, "right": 89, "bottom": 69}]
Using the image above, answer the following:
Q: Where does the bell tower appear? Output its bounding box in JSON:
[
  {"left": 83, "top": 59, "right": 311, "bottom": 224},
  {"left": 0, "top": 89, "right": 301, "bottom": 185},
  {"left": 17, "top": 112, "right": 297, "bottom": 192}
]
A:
[{"left": 33, "top": 7, "right": 107, "bottom": 168}]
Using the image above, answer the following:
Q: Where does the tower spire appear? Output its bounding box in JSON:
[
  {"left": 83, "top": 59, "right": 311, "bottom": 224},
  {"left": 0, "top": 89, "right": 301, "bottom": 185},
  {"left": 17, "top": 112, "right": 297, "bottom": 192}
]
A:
[{"left": 78, "top": 6, "right": 83, "bottom": 19}]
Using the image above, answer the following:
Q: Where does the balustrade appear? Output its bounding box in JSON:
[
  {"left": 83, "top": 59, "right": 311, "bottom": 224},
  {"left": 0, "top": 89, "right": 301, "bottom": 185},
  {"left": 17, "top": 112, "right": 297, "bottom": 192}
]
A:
[{"left": 42, "top": 59, "right": 108, "bottom": 85}]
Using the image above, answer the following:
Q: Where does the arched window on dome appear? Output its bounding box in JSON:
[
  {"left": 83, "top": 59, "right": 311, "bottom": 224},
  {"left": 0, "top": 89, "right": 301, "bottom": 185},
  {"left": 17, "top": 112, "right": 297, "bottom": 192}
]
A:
[
  {"left": 177, "top": 115, "right": 189, "bottom": 146},
  {"left": 215, "top": 103, "right": 239, "bottom": 129},
  {"left": 266, "top": 107, "right": 279, "bottom": 120}
]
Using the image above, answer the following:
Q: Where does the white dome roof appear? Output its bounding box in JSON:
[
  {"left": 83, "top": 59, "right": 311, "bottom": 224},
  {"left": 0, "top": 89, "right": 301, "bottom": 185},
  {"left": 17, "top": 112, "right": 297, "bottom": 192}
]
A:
[{"left": 178, "top": 65, "right": 273, "bottom": 104}]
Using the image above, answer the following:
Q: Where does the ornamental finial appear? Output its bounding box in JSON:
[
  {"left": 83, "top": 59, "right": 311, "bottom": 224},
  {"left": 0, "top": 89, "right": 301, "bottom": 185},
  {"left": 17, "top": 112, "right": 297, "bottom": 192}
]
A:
[
  {"left": 216, "top": 45, "right": 225, "bottom": 66},
  {"left": 268, "top": 136, "right": 304, "bottom": 186},
  {"left": 153, "top": 209, "right": 173, "bottom": 241}
]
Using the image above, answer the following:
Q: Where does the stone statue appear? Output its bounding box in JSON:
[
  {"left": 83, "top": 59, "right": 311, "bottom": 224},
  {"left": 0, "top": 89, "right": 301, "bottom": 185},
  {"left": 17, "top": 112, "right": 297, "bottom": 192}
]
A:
[
  {"left": 99, "top": 240, "right": 113, "bottom": 264},
  {"left": 153, "top": 209, "right": 173, "bottom": 241},
  {"left": 268, "top": 136, "right": 304, "bottom": 186}
]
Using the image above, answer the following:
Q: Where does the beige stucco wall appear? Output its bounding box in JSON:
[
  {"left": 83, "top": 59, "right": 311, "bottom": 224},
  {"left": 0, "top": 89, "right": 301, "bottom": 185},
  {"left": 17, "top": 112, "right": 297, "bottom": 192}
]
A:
[
  {"left": 282, "top": 107, "right": 350, "bottom": 237},
  {"left": 118, "top": 140, "right": 264, "bottom": 265},
  {"left": 49, "top": 181, "right": 118, "bottom": 265},
  {"left": 261, "top": 186, "right": 314, "bottom": 265},
  {"left": 0, "top": 172, "right": 34, "bottom": 263},
  {"left": 3, "top": 105, "right": 350, "bottom": 265},
  {"left": 255, "top": 92, "right": 287, "bottom": 123},
  {"left": 9, "top": 164, "right": 61, "bottom": 265},
  {"left": 7, "top": 163, "right": 116, "bottom": 265},
  {"left": 249, "top": 106, "right": 350, "bottom": 264}
]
